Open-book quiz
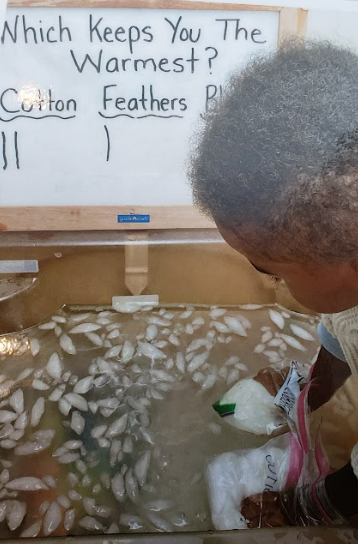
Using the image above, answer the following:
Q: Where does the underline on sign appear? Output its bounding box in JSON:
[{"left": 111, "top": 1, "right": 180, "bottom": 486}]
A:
[
  {"left": 98, "top": 112, "right": 184, "bottom": 120},
  {"left": 0, "top": 115, "right": 77, "bottom": 122}
]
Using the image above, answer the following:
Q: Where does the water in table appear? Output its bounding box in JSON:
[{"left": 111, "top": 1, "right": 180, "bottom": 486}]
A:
[{"left": 0, "top": 303, "right": 329, "bottom": 537}]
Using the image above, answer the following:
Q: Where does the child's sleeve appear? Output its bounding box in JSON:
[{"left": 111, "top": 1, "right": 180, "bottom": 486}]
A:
[
  {"left": 321, "top": 306, "right": 358, "bottom": 377},
  {"left": 321, "top": 307, "right": 358, "bottom": 483},
  {"left": 317, "top": 322, "right": 347, "bottom": 362}
]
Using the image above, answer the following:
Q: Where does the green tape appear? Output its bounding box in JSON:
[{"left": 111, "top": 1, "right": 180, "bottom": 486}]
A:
[{"left": 212, "top": 400, "right": 236, "bottom": 417}]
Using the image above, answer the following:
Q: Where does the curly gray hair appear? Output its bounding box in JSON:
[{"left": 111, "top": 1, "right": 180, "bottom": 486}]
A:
[{"left": 189, "top": 40, "right": 358, "bottom": 264}]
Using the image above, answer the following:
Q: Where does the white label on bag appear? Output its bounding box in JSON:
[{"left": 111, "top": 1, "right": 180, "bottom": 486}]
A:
[{"left": 274, "top": 361, "right": 303, "bottom": 418}]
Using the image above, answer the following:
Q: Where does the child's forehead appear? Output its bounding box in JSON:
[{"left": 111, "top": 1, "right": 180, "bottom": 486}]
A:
[{"left": 217, "top": 222, "right": 311, "bottom": 272}]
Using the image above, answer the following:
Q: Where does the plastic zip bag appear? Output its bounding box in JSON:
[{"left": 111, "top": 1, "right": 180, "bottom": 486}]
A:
[
  {"left": 207, "top": 432, "right": 303, "bottom": 529},
  {"left": 213, "top": 359, "right": 308, "bottom": 436},
  {"left": 207, "top": 361, "right": 337, "bottom": 529}
]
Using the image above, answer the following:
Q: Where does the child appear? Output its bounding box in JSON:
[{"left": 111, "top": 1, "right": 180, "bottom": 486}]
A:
[{"left": 189, "top": 40, "right": 358, "bottom": 526}]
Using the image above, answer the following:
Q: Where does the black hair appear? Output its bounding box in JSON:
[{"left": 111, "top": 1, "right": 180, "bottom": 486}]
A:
[{"left": 189, "top": 40, "right": 358, "bottom": 264}]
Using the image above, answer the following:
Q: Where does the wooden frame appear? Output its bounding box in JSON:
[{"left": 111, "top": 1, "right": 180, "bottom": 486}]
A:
[
  {"left": 0, "top": 205, "right": 214, "bottom": 231},
  {"left": 10, "top": 1, "right": 279, "bottom": 10},
  {"left": 1, "top": 2, "right": 307, "bottom": 231}
]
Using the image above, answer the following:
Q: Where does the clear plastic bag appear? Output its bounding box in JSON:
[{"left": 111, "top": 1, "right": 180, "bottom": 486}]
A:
[
  {"left": 207, "top": 432, "right": 303, "bottom": 529},
  {"left": 213, "top": 359, "right": 309, "bottom": 436},
  {"left": 207, "top": 362, "right": 345, "bottom": 529}
]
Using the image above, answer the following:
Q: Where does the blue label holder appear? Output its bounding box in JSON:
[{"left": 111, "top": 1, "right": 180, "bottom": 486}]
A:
[{"left": 118, "top": 214, "right": 151, "bottom": 224}]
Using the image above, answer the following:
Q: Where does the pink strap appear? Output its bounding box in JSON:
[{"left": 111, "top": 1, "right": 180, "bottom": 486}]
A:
[
  {"left": 296, "top": 384, "right": 310, "bottom": 454},
  {"left": 286, "top": 433, "right": 304, "bottom": 488},
  {"left": 287, "top": 363, "right": 333, "bottom": 524}
]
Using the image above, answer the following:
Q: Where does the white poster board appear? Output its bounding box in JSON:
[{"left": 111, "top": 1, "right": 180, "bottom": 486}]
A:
[
  {"left": 0, "top": 7, "right": 278, "bottom": 209},
  {"left": 0, "top": 0, "right": 6, "bottom": 46}
]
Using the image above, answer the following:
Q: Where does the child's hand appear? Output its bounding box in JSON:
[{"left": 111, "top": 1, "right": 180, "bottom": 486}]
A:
[
  {"left": 253, "top": 366, "right": 289, "bottom": 396},
  {"left": 241, "top": 491, "right": 288, "bottom": 528},
  {"left": 242, "top": 482, "right": 349, "bottom": 529},
  {"left": 308, "top": 346, "right": 351, "bottom": 411}
]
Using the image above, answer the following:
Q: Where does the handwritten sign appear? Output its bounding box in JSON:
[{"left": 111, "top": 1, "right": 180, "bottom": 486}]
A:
[
  {"left": 0, "top": 8, "right": 278, "bottom": 207},
  {"left": 0, "top": 1, "right": 6, "bottom": 48}
]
